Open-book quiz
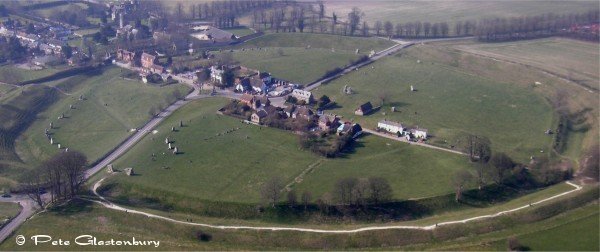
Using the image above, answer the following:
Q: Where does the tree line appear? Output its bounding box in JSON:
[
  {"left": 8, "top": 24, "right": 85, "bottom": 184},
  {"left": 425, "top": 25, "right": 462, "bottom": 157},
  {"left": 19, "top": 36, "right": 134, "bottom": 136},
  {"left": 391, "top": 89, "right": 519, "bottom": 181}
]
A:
[{"left": 22, "top": 151, "right": 88, "bottom": 208}]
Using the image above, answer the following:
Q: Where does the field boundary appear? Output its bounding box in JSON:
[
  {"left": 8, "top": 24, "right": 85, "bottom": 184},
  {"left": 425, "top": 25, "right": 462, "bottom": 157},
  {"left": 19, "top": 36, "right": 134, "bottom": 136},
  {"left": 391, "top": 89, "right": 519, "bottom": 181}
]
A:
[{"left": 89, "top": 178, "right": 583, "bottom": 233}]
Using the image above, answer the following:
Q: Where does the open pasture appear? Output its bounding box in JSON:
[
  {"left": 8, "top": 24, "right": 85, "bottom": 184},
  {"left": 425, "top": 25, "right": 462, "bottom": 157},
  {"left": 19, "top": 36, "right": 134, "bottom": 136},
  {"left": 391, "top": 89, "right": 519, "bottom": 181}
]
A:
[
  {"left": 313, "top": 44, "right": 556, "bottom": 163},
  {"left": 453, "top": 38, "right": 600, "bottom": 92},
  {"left": 15, "top": 67, "right": 190, "bottom": 167},
  {"left": 324, "top": 0, "right": 598, "bottom": 27},
  {"left": 105, "top": 98, "right": 471, "bottom": 206}
]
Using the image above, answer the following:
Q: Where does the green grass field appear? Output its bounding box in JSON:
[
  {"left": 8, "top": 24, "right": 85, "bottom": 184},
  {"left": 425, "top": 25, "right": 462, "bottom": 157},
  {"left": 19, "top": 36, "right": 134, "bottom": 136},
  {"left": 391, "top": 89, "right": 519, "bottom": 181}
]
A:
[
  {"left": 313, "top": 45, "right": 555, "bottom": 163},
  {"left": 240, "top": 33, "right": 396, "bottom": 52},
  {"left": 0, "top": 65, "right": 64, "bottom": 84},
  {"left": 14, "top": 67, "right": 190, "bottom": 168},
  {"left": 219, "top": 48, "right": 360, "bottom": 84},
  {"left": 0, "top": 202, "right": 20, "bottom": 227},
  {"left": 223, "top": 26, "right": 255, "bottom": 37},
  {"left": 104, "top": 97, "right": 471, "bottom": 206},
  {"left": 453, "top": 38, "right": 600, "bottom": 91},
  {"left": 325, "top": 0, "right": 598, "bottom": 29}
]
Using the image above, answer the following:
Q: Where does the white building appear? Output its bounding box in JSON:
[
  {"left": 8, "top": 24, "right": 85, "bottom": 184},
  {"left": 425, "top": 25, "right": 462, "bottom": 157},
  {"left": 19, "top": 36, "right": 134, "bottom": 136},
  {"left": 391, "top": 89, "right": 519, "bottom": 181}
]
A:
[
  {"left": 377, "top": 120, "right": 404, "bottom": 135},
  {"left": 411, "top": 128, "right": 428, "bottom": 139},
  {"left": 291, "top": 89, "right": 313, "bottom": 103},
  {"left": 210, "top": 66, "right": 224, "bottom": 84}
]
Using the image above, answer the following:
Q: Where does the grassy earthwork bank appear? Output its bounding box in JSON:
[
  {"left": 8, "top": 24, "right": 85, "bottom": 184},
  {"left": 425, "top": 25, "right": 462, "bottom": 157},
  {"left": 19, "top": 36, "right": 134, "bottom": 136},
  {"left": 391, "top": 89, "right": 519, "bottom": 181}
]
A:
[
  {"left": 0, "top": 202, "right": 21, "bottom": 227},
  {"left": 0, "top": 66, "right": 190, "bottom": 188},
  {"left": 0, "top": 64, "right": 65, "bottom": 84},
  {"left": 1, "top": 184, "right": 597, "bottom": 250}
]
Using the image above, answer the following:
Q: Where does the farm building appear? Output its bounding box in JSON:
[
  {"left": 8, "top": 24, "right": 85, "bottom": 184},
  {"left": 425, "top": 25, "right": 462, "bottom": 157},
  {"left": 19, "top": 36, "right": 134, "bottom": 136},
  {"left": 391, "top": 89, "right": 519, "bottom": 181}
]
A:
[
  {"left": 410, "top": 128, "right": 428, "bottom": 139},
  {"left": 378, "top": 120, "right": 404, "bottom": 135},
  {"left": 354, "top": 102, "right": 373, "bottom": 116}
]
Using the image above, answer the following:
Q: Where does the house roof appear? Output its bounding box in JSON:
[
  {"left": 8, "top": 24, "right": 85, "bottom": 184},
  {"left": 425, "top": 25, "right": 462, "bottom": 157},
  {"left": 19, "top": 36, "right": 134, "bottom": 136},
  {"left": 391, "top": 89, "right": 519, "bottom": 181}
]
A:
[
  {"left": 296, "top": 106, "right": 313, "bottom": 117},
  {"left": 254, "top": 109, "right": 268, "bottom": 118},
  {"left": 284, "top": 105, "right": 296, "bottom": 113},
  {"left": 357, "top": 102, "right": 373, "bottom": 112},
  {"left": 378, "top": 120, "right": 403, "bottom": 128},
  {"left": 240, "top": 94, "right": 254, "bottom": 103}
]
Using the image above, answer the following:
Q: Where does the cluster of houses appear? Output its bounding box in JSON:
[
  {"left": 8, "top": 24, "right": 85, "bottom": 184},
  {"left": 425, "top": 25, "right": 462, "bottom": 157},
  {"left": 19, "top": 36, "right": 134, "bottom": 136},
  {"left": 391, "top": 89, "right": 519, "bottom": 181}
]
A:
[
  {"left": 377, "top": 119, "right": 428, "bottom": 141},
  {"left": 209, "top": 64, "right": 297, "bottom": 96},
  {"left": 115, "top": 49, "right": 170, "bottom": 82},
  {"left": 0, "top": 21, "right": 91, "bottom": 67},
  {"left": 242, "top": 94, "right": 362, "bottom": 138}
]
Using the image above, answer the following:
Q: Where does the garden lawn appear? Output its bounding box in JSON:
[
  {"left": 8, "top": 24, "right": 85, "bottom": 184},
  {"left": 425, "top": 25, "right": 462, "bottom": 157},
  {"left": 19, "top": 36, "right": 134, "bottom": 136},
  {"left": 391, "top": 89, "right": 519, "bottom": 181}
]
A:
[
  {"left": 313, "top": 45, "right": 556, "bottom": 163},
  {"left": 14, "top": 66, "right": 191, "bottom": 168}
]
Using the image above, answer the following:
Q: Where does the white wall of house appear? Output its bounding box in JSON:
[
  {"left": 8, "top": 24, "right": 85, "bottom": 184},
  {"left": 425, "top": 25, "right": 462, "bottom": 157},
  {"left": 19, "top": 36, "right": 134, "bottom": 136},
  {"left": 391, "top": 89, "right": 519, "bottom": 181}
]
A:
[{"left": 378, "top": 121, "right": 403, "bottom": 134}]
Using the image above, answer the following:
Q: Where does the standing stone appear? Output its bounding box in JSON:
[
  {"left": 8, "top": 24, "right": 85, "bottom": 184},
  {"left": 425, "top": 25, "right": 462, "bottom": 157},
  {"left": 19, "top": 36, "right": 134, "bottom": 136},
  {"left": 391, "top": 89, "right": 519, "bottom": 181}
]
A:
[
  {"left": 50, "top": 138, "right": 54, "bottom": 144},
  {"left": 165, "top": 137, "right": 169, "bottom": 144},
  {"left": 171, "top": 127, "right": 175, "bottom": 132},
  {"left": 50, "top": 122, "right": 53, "bottom": 129},
  {"left": 173, "top": 147, "right": 178, "bottom": 154},
  {"left": 69, "top": 104, "right": 74, "bottom": 109},
  {"left": 124, "top": 167, "right": 134, "bottom": 176},
  {"left": 107, "top": 164, "right": 114, "bottom": 173},
  {"left": 65, "top": 148, "right": 68, "bottom": 152},
  {"left": 355, "top": 49, "right": 360, "bottom": 54},
  {"left": 168, "top": 143, "right": 172, "bottom": 149},
  {"left": 410, "top": 85, "right": 415, "bottom": 92},
  {"left": 179, "top": 120, "right": 183, "bottom": 127},
  {"left": 57, "top": 144, "right": 61, "bottom": 149}
]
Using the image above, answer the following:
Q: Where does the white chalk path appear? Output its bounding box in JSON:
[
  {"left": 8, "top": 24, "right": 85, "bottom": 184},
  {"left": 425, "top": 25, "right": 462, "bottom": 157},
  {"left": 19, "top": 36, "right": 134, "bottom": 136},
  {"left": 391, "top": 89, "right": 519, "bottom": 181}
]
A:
[{"left": 91, "top": 178, "right": 582, "bottom": 233}]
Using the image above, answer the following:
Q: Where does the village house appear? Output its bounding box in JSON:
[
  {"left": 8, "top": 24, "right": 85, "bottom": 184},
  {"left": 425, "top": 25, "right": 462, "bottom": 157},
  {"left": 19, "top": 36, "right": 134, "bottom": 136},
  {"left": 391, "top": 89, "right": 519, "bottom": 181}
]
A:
[
  {"left": 239, "top": 94, "right": 270, "bottom": 110},
  {"left": 284, "top": 105, "right": 296, "bottom": 118},
  {"left": 291, "top": 89, "right": 313, "bottom": 103},
  {"left": 354, "top": 102, "right": 373, "bottom": 116},
  {"left": 377, "top": 120, "right": 404, "bottom": 135},
  {"left": 337, "top": 122, "right": 363, "bottom": 138},
  {"left": 250, "top": 76, "right": 268, "bottom": 94},
  {"left": 410, "top": 128, "right": 428, "bottom": 139},
  {"left": 318, "top": 115, "right": 340, "bottom": 131},
  {"left": 210, "top": 65, "right": 225, "bottom": 84},
  {"left": 293, "top": 106, "right": 314, "bottom": 120},
  {"left": 116, "top": 49, "right": 139, "bottom": 66},
  {"left": 141, "top": 52, "right": 159, "bottom": 69},
  {"left": 234, "top": 77, "right": 251, "bottom": 92},
  {"left": 251, "top": 109, "right": 268, "bottom": 124}
]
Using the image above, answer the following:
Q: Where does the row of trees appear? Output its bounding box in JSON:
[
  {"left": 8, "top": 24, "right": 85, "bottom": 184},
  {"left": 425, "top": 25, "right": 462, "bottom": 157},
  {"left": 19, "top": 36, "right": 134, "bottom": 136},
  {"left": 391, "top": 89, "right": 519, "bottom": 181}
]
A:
[
  {"left": 260, "top": 176, "right": 393, "bottom": 209},
  {"left": 453, "top": 134, "right": 572, "bottom": 202},
  {"left": 474, "top": 10, "right": 600, "bottom": 41},
  {"left": 173, "top": 0, "right": 276, "bottom": 28},
  {"left": 22, "top": 151, "right": 88, "bottom": 208}
]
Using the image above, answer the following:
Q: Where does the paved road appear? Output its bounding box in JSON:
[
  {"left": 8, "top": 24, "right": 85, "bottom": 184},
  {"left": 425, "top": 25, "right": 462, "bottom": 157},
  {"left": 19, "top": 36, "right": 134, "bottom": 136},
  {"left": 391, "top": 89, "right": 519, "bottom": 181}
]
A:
[
  {"left": 0, "top": 198, "right": 35, "bottom": 244},
  {"left": 90, "top": 178, "right": 582, "bottom": 233}
]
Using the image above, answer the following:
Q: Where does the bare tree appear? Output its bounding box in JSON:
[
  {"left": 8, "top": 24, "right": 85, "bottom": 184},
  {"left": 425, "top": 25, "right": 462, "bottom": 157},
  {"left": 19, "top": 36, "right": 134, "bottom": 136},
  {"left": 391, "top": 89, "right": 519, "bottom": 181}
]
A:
[
  {"left": 361, "top": 21, "right": 369, "bottom": 36},
  {"left": 489, "top": 152, "right": 515, "bottom": 184},
  {"left": 351, "top": 178, "right": 371, "bottom": 207},
  {"left": 301, "top": 191, "right": 312, "bottom": 210},
  {"left": 287, "top": 190, "right": 297, "bottom": 207},
  {"left": 21, "top": 168, "right": 45, "bottom": 208},
  {"left": 374, "top": 21, "right": 382, "bottom": 36},
  {"left": 347, "top": 7, "right": 363, "bottom": 35},
  {"left": 261, "top": 176, "right": 284, "bottom": 207},
  {"left": 453, "top": 170, "right": 473, "bottom": 202},
  {"left": 384, "top": 21, "right": 394, "bottom": 38},
  {"left": 333, "top": 177, "right": 357, "bottom": 205},
  {"left": 368, "top": 177, "right": 392, "bottom": 205}
]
